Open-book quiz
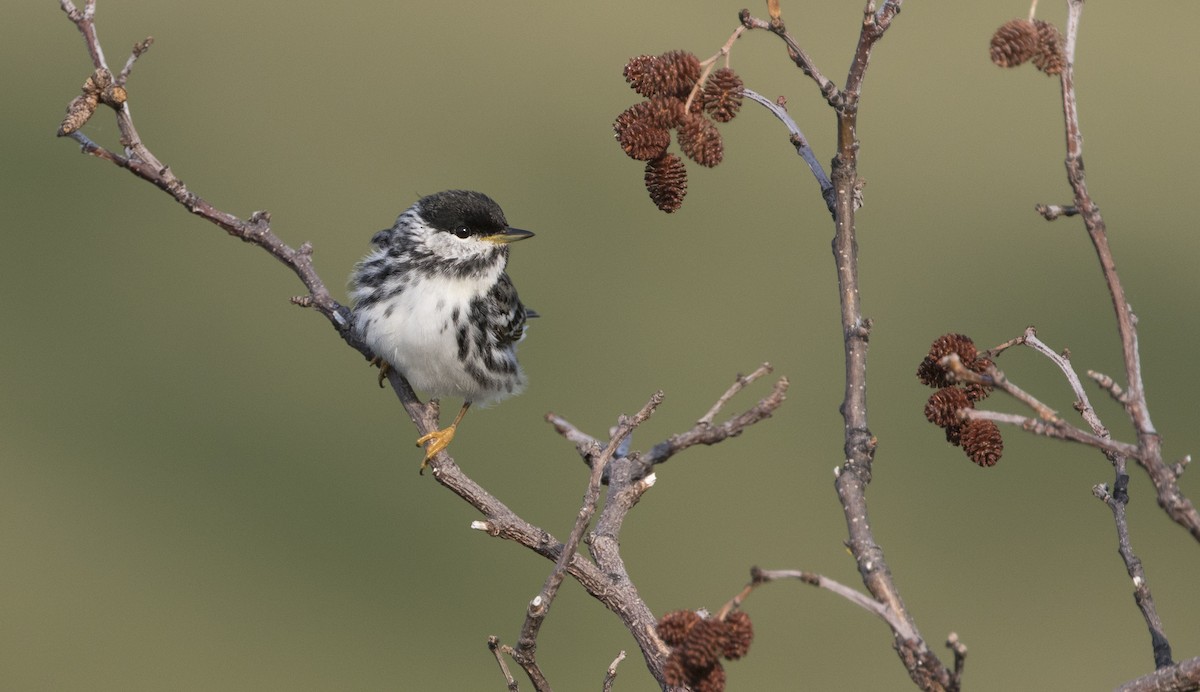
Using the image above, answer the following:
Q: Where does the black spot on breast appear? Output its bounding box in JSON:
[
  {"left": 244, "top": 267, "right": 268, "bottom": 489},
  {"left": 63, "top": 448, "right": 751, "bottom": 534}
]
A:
[{"left": 456, "top": 323, "right": 470, "bottom": 359}]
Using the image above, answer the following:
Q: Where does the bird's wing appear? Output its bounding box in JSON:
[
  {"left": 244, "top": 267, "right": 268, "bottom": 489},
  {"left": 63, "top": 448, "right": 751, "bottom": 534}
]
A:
[{"left": 490, "top": 273, "right": 531, "bottom": 347}]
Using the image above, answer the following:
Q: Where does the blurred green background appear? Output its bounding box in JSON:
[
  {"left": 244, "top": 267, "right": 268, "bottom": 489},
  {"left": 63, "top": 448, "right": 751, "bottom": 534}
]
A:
[{"left": 4, "top": 1, "right": 1199, "bottom": 689}]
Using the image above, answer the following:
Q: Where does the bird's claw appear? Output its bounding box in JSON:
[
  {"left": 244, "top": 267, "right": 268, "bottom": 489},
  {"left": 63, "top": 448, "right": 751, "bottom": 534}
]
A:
[
  {"left": 370, "top": 356, "right": 391, "bottom": 388},
  {"left": 416, "top": 425, "right": 457, "bottom": 475}
]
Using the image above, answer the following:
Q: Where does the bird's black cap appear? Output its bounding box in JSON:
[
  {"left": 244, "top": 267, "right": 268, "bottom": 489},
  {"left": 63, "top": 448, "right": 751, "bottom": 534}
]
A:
[{"left": 417, "top": 190, "right": 524, "bottom": 239}]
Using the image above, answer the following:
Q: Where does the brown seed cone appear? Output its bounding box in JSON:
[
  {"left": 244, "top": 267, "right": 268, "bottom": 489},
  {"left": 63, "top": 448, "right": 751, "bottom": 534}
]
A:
[
  {"left": 990, "top": 19, "right": 1039, "bottom": 68},
  {"left": 693, "top": 662, "right": 727, "bottom": 692},
  {"left": 614, "top": 102, "right": 670, "bottom": 161},
  {"left": 678, "top": 114, "right": 724, "bottom": 167},
  {"left": 1032, "top": 19, "right": 1066, "bottom": 75},
  {"left": 702, "top": 67, "right": 744, "bottom": 123},
  {"left": 663, "top": 653, "right": 689, "bottom": 686},
  {"left": 928, "top": 333, "right": 978, "bottom": 363},
  {"left": 917, "top": 333, "right": 979, "bottom": 388},
  {"left": 657, "top": 609, "right": 701, "bottom": 647},
  {"left": 945, "top": 423, "right": 964, "bottom": 447},
  {"left": 965, "top": 356, "right": 995, "bottom": 402},
  {"left": 614, "top": 101, "right": 651, "bottom": 131},
  {"left": 623, "top": 54, "right": 660, "bottom": 96},
  {"left": 722, "top": 610, "right": 754, "bottom": 660},
  {"left": 964, "top": 383, "right": 991, "bottom": 403},
  {"left": 916, "top": 356, "right": 954, "bottom": 390},
  {"left": 645, "top": 154, "right": 688, "bottom": 213},
  {"left": 624, "top": 50, "right": 702, "bottom": 98},
  {"left": 681, "top": 619, "right": 728, "bottom": 670},
  {"left": 657, "top": 50, "right": 702, "bottom": 97},
  {"left": 925, "top": 387, "right": 972, "bottom": 427},
  {"left": 643, "top": 95, "right": 687, "bottom": 129},
  {"left": 961, "top": 419, "right": 1004, "bottom": 467}
]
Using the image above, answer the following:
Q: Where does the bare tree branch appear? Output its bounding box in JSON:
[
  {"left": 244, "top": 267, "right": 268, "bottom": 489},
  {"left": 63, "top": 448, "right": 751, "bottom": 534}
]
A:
[
  {"left": 960, "top": 409, "right": 1139, "bottom": 459},
  {"left": 983, "top": 326, "right": 1174, "bottom": 668},
  {"left": 547, "top": 365, "right": 789, "bottom": 480},
  {"left": 1015, "top": 328, "right": 1173, "bottom": 667},
  {"left": 1051, "top": 0, "right": 1200, "bottom": 542},
  {"left": 59, "top": 0, "right": 349, "bottom": 336},
  {"left": 1115, "top": 655, "right": 1200, "bottom": 692},
  {"left": 741, "top": 88, "right": 833, "bottom": 209},
  {"left": 738, "top": 8, "right": 837, "bottom": 104},
  {"left": 1094, "top": 481, "right": 1174, "bottom": 669},
  {"left": 745, "top": 2, "right": 959, "bottom": 688},
  {"left": 512, "top": 393, "right": 664, "bottom": 682},
  {"left": 638, "top": 368, "right": 788, "bottom": 473}
]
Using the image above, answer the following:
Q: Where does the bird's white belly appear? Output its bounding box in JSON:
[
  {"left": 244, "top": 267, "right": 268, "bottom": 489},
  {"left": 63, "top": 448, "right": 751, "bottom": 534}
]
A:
[{"left": 359, "top": 275, "right": 486, "bottom": 401}]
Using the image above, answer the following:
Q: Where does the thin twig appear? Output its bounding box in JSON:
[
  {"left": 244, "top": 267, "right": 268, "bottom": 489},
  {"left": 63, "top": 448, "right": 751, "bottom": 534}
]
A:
[
  {"left": 940, "top": 352, "right": 1061, "bottom": 423},
  {"left": 1020, "top": 329, "right": 1110, "bottom": 438},
  {"left": 946, "top": 633, "right": 967, "bottom": 689},
  {"left": 1034, "top": 203, "right": 1079, "bottom": 220},
  {"left": 740, "top": 9, "right": 838, "bottom": 104},
  {"left": 698, "top": 363, "right": 773, "bottom": 426},
  {"left": 685, "top": 25, "right": 748, "bottom": 114},
  {"left": 116, "top": 36, "right": 153, "bottom": 86},
  {"left": 61, "top": 0, "right": 106, "bottom": 69},
  {"left": 602, "top": 651, "right": 627, "bottom": 692},
  {"left": 981, "top": 331, "right": 1030, "bottom": 359},
  {"left": 513, "top": 393, "right": 664, "bottom": 680},
  {"left": 1094, "top": 481, "right": 1173, "bottom": 668},
  {"left": 544, "top": 412, "right": 603, "bottom": 466},
  {"left": 742, "top": 89, "right": 833, "bottom": 209},
  {"left": 638, "top": 375, "right": 788, "bottom": 474},
  {"left": 488, "top": 637, "right": 521, "bottom": 692},
  {"left": 749, "top": 567, "right": 913, "bottom": 638},
  {"left": 1088, "top": 369, "right": 1128, "bottom": 407},
  {"left": 962, "top": 409, "right": 1140, "bottom": 459}
]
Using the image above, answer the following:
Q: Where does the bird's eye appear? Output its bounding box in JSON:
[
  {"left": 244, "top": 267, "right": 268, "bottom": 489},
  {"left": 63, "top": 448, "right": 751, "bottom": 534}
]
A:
[{"left": 453, "top": 227, "right": 471, "bottom": 239}]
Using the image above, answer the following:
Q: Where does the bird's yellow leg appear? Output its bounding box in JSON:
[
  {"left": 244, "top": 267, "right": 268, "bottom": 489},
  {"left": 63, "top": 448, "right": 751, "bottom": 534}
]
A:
[
  {"left": 370, "top": 356, "right": 391, "bottom": 388},
  {"left": 416, "top": 402, "right": 472, "bottom": 474}
]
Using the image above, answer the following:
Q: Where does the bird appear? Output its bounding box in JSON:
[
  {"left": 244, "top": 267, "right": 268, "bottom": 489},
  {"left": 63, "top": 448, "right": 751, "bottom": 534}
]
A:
[{"left": 348, "top": 190, "right": 535, "bottom": 473}]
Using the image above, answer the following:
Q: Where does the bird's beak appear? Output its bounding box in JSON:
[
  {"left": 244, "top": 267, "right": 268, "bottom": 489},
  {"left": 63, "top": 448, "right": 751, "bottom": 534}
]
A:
[{"left": 484, "top": 227, "right": 534, "bottom": 244}]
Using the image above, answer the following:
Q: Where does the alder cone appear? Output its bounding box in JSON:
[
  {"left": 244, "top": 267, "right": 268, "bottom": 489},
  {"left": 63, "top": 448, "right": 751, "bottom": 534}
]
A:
[{"left": 645, "top": 153, "right": 688, "bottom": 213}]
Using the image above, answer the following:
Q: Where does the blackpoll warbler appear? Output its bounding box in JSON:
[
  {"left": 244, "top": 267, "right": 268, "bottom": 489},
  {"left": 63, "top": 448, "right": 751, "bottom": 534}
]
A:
[{"left": 349, "top": 190, "right": 535, "bottom": 472}]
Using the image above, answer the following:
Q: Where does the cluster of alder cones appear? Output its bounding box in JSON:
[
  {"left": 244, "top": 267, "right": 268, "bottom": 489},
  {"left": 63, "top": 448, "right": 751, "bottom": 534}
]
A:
[
  {"left": 989, "top": 18, "right": 1066, "bottom": 75},
  {"left": 917, "top": 333, "right": 1004, "bottom": 467},
  {"left": 614, "top": 50, "right": 745, "bottom": 213},
  {"left": 657, "top": 608, "right": 753, "bottom": 691}
]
